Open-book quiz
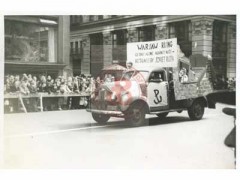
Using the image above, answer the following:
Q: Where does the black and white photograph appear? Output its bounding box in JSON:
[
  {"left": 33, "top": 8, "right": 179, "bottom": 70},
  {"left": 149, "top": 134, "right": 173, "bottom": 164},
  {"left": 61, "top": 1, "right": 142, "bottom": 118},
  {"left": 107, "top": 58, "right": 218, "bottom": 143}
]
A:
[{"left": 0, "top": 2, "right": 238, "bottom": 178}]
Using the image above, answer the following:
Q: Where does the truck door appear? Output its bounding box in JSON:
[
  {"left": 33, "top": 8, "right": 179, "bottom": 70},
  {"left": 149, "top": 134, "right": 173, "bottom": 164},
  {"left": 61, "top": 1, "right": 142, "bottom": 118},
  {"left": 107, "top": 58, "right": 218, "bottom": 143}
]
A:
[{"left": 147, "top": 71, "right": 169, "bottom": 111}]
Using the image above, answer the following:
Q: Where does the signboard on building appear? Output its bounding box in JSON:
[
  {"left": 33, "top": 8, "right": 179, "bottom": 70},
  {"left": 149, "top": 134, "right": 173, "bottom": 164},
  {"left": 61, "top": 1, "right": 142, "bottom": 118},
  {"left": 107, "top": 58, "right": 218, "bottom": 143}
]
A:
[{"left": 127, "top": 38, "right": 178, "bottom": 68}]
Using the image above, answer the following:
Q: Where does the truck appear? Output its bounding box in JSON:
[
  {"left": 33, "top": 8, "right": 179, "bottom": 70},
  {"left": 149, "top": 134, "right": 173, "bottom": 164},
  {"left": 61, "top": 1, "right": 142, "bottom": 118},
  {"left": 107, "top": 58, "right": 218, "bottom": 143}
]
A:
[{"left": 87, "top": 39, "right": 216, "bottom": 127}]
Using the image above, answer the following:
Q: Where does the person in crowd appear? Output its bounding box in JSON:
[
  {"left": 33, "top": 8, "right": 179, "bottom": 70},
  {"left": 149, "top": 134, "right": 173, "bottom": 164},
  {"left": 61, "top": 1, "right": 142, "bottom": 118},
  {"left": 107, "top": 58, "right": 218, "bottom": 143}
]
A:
[
  {"left": 67, "top": 77, "right": 74, "bottom": 92},
  {"left": 14, "top": 75, "right": 21, "bottom": 92},
  {"left": 227, "top": 77, "right": 236, "bottom": 90},
  {"left": 59, "top": 78, "right": 71, "bottom": 93},
  {"left": 39, "top": 75, "right": 47, "bottom": 92},
  {"left": 8, "top": 75, "right": 16, "bottom": 93},
  {"left": 5, "top": 75, "right": 10, "bottom": 93},
  {"left": 126, "top": 61, "right": 133, "bottom": 69},
  {"left": 28, "top": 78, "right": 39, "bottom": 112},
  {"left": 55, "top": 77, "right": 61, "bottom": 92},
  {"left": 179, "top": 68, "right": 188, "bottom": 83},
  {"left": 28, "top": 74, "right": 33, "bottom": 82},
  {"left": 19, "top": 77, "right": 30, "bottom": 95},
  {"left": 215, "top": 75, "right": 228, "bottom": 90},
  {"left": 46, "top": 75, "right": 54, "bottom": 94},
  {"left": 28, "top": 78, "right": 37, "bottom": 94},
  {"left": 42, "top": 75, "right": 54, "bottom": 111},
  {"left": 57, "top": 77, "right": 71, "bottom": 110},
  {"left": 87, "top": 77, "right": 96, "bottom": 102},
  {"left": 19, "top": 77, "right": 31, "bottom": 112},
  {"left": 66, "top": 76, "right": 74, "bottom": 109},
  {"left": 80, "top": 76, "right": 88, "bottom": 93},
  {"left": 71, "top": 76, "right": 80, "bottom": 109},
  {"left": 104, "top": 74, "right": 112, "bottom": 82},
  {"left": 4, "top": 76, "right": 13, "bottom": 112},
  {"left": 72, "top": 77, "right": 80, "bottom": 93}
]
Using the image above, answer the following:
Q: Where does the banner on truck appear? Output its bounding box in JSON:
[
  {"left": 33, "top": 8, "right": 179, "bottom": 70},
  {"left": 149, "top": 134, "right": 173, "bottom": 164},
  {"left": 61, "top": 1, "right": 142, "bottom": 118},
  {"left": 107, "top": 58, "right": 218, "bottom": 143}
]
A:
[{"left": 127, "top": 38, "right": 178, "bottom": 68}]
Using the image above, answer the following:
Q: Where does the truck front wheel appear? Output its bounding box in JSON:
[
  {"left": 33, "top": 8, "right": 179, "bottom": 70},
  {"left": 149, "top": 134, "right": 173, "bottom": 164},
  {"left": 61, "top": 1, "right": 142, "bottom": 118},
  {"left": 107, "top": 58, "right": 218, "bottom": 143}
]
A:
[
  {"left": 188, "top": 100, "right": 205, "bottom": 120},
  {"left": 125, "top": 103, "right": 146, "bottom": 127},
  {"left": 92, "top": 113, "right": 110, "bottom": 124}
]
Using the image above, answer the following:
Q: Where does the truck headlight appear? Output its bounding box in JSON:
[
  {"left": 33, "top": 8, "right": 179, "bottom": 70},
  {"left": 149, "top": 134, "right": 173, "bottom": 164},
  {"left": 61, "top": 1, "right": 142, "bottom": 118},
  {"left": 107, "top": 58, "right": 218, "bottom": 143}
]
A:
[
  {"left": 111, "top": 92, "right": 117, "bottom": 101},
  {"left": 121, "top": 91, "right": 129, "bottom": 103}
]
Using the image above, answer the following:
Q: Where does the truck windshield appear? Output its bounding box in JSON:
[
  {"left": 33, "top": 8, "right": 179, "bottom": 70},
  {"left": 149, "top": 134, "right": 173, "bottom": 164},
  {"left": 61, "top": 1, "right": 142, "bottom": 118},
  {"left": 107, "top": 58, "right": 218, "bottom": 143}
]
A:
[
  {"left": 121, "top": 70, "right": 149, "bottom": 81},
  {"left": 98, "top": 70, "right": 124, "bottom": 82}
]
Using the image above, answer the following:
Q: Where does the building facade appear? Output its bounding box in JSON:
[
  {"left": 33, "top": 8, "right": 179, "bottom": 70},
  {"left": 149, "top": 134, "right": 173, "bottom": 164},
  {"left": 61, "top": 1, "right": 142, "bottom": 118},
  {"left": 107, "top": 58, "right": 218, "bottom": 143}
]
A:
[
  {"left": 70, "top": 15, "right": 236, "bottom": 79},
  {"left": 4, "top": 15, "right": 71, "bottom": 78}
]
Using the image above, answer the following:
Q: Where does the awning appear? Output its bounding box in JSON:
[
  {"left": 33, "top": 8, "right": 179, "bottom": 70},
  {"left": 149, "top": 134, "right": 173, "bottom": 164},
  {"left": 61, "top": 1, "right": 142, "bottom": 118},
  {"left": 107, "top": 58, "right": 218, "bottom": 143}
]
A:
[{"left": 5, "top": 61, "right": 67, "bottom": 73}]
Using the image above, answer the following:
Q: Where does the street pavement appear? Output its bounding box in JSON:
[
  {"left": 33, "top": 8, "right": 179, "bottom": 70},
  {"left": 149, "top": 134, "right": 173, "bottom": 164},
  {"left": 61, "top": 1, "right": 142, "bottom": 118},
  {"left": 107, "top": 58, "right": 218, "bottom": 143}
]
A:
[{"left": 3, "top": 103, "right": 236, "bottom": 169}]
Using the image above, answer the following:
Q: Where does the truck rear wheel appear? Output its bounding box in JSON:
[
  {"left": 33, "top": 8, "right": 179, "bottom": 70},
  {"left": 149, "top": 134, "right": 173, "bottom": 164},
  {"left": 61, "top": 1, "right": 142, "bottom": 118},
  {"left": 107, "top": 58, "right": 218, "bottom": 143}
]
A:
[
  {"left": 92, "top": 113, "right": 110, "bottom": 124},
  {"left": 188, "top": 100, "right": 205, "bottom": 120},
  {"left": 125, "top": 103, "right": 146, "bottom": 127}
]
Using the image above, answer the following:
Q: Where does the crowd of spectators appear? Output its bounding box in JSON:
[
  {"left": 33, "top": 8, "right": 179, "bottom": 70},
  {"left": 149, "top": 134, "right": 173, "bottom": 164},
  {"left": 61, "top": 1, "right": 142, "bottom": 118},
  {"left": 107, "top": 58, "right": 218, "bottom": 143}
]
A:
[
  {"left": 4, "top": 73, "right": 95, "bottom": 95},
  {"left": 4, "top": 73, "right": 95, "bottom": 113},
  {"left": 214, "top": 76, "right": 236, "bottom": 90}
]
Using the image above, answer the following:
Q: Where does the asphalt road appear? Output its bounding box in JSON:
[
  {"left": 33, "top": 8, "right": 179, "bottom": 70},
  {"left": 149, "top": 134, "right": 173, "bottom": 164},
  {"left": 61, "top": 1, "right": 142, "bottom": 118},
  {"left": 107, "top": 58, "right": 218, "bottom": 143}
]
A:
[{"left": 3, "top": 103, "right": 236, "bottom": 169}]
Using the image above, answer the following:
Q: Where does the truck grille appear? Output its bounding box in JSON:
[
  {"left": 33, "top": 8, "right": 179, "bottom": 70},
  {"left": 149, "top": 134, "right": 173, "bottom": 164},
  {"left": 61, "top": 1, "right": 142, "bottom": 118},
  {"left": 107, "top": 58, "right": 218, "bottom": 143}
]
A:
[
  {"left": 99, "top": 89, "right": 106, "bottom": 101},
  {"left": 99, "top": 89, "right": 107, "bottom": 110}
]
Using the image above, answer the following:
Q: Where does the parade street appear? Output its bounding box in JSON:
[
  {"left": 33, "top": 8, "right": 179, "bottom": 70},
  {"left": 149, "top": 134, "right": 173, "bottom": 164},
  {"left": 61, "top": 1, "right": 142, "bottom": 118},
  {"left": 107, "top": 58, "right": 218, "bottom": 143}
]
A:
[{"left": 3, "top": 103, "right": 235, "bottom": 169}]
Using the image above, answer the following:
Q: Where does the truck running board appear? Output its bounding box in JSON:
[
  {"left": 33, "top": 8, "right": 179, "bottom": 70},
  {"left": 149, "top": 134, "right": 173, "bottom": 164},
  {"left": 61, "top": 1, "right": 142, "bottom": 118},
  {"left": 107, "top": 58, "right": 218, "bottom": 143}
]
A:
[{"left": 149, "top": 108, "right": 187, "bottom": 115}]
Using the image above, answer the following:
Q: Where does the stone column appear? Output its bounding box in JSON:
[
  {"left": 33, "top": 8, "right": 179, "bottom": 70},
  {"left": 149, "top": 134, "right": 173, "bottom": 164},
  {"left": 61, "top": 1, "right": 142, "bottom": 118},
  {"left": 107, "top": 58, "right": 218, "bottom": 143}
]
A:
[
  {"left": 191, "top": 18, "right": 214, "bottom": 57},
  {"left": 81, "top": 35, "right": 91, "bottom": 75},
  {"left": 103, "top": 31, "right": 113, "bottom": 68},
  {"left": 82, "top": 15, "right": 89, "bottom": 23},
  {"left": 48, "top": 27, "right": 55, "bottom": 62},
  {"left": 227, "top": 22, "right": 236, "bottom": 78},
  {"left": 58, "top": 16, "right": 72, "bottom": 77},
  {"left": 155, "top": 23, "right": 168, "bottom": 40},
  {"left": 127, "top": 27, "right": 138, "bottom": 43}
]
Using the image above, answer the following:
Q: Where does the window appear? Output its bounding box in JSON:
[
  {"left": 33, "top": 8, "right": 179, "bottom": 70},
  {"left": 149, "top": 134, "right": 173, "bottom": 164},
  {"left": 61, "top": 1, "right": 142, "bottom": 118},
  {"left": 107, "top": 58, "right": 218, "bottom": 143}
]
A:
[
  {"left": 70, "top": 42, "right": 74, "bottom": 54},
  {"left": 138, "top": 25, "right": 156, "bottom": 42},
  {"left": 70, "top": 15, "right": 75, "bottom": 24},
  {"left": 112, "top": 30, "right": 127, "bottom": 47},
  {"left": 169, "top": 21, "right": 192, "bottom": 57},
  {"left": 5, "top": 20, "right": 57, "bottom": 63},
  {"left": 112, "top": 30, "right": 128, "bottom": 66},
  {"left": 212, "top": 20, "right": 228, "bottom": 77},
  {"left": 90, "top": 33, "right": 104, "bottom": 77},
  {"left": 75, "top": 16, "right": 83, "bottom": 23},
  {"left": 75, "top": 41, "right": 79, "bottom": 54},
  {"left": 89, "top": 15, "right": 94, "bottom": 21},
  {"left": 149, "top": 71, "right": 165, "bottom": 82},
  {"left": 98, "top": 15, "right": 103, "bottom": 20}
]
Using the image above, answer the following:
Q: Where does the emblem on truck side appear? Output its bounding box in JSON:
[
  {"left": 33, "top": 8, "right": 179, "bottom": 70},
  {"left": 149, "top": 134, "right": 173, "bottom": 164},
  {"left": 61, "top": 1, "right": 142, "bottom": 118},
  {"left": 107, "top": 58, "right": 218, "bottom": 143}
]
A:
[{"left": 153, "top": 89, "right": 162, "bottom": 104}]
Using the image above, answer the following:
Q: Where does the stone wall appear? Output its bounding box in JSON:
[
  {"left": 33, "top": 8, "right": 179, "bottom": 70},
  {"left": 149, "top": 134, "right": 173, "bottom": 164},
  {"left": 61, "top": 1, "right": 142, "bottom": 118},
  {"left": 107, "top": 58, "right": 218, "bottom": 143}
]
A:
[
  {"left": 127, "top": 27, "right": 138, "bottom": 42},
  {"left": 81, "top": 35, "right": 91, "bottom": 75},
  {"left": 227, "top": 22, "right": 236, "bottom": 78},
  {"left": 103, "top": 32, "right": 112, "bottom": 68},
  {"left": 155, "top": 24, "right": 168, "bottom": 40},
  {"left": 191, "top": 18, "right": 213, "bottom": 57}
]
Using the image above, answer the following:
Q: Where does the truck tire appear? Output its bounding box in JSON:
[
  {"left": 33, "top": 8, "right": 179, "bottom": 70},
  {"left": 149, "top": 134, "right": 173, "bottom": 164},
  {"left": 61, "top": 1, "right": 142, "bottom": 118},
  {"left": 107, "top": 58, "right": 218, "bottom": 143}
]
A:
[
  {"left": 125, "top": 103, "right": 146, "bottom": 127},
  {"left": 157, "top": 112, "right": 168, "bottom": 119},
  {"left": 188, "top": 100, "right": 205, "bottom": 120},
  {"left": 92, "top": 113, "right": 110, "bottom": 124}
]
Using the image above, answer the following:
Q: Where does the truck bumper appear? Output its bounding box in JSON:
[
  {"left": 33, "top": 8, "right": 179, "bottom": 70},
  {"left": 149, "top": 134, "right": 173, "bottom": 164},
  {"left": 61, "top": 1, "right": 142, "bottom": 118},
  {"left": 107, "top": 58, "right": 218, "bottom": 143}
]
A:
[{"left": 86, "top": 108, "right": 124, "bottom": 116}]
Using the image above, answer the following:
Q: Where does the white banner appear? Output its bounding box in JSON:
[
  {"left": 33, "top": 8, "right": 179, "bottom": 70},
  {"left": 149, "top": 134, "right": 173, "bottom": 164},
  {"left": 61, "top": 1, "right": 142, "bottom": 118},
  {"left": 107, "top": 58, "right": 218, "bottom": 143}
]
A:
[{"left": 127, "top": 38, "right": 178, "bottom": 68}]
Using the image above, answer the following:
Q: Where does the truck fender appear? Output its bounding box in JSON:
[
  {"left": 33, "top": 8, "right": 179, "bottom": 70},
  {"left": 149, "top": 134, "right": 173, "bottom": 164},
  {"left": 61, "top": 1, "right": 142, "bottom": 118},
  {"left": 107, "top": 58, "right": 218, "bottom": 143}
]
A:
[
  {"left": 192, "top": 96, "right": 213, "bottom": 108},
  {"left": 125, "top": 99, "right": 150, "bottom": 114}
]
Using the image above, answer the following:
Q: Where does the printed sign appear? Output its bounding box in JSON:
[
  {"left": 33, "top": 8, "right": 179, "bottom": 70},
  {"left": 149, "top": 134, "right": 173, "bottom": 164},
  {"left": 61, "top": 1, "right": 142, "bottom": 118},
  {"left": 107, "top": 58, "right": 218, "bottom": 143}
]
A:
[{"left": 127, "top": 38, "right": 178, "bottom": 68}]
